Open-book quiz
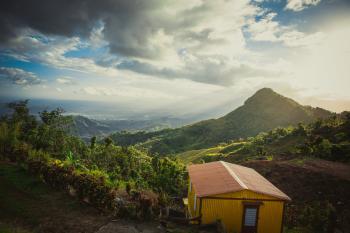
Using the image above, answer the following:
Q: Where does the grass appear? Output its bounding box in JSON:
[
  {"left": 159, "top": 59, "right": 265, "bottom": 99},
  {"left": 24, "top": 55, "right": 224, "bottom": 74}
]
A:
[
  {"left": 175, "top": 135, "right": 309, "bottom": 164},
  {"left": 176, "top": 146, "right": 223, "bottom": 163},
  {"left": 175, "top": 142, "right": 250, "bottom": 163},
  {"left": 0, "top": 223, "right": 32, "bottom": 233},
  {"left": 0, "top": 161, "right": 106, "bottom": 233},
  {"left": 0, "top": 163, "right": 48, "bottom": 227},
  {"left": 289, "top": 157, "right": 314, "bottom": 166}
]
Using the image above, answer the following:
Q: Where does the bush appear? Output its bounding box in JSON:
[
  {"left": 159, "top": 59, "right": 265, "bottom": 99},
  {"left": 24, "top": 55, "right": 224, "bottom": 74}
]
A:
[
  {"left": 285, "top": 201, "right": 336, "bottom": 233},
  {"left": 26, "top": 154, "right": 160, "bottom": 219}
]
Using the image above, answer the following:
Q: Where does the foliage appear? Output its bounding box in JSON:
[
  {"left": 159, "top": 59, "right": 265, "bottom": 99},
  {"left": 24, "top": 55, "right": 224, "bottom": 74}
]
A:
[
  {"left": 285, "top": 202, "right": 336, "bottom": 233},
  {"left": 177, "top": 112, "right": 350, "bottom": 163},
  {"left": 0, "top": 100, "right": 187, "bottom": 212}
]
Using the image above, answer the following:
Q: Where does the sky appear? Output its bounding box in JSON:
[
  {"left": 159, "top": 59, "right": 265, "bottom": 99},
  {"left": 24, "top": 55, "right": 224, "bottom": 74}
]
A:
[{"left": 0, "top": 0, "right": 350, "bottom": 118}]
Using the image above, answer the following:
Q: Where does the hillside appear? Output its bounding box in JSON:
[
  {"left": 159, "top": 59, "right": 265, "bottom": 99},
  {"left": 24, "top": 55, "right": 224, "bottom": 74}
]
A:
[
  {"left": 71, "top": 115, "right": 192, "bottom": 140},
  {"left": 112, "top": 88, "right": 332, "bottom": 154},
  {"left": 244, "top": 160, "right": 350, "bottom": 232},
  {"left": 174, "top": 112, "right": 350, "bottom": 232},
  {"left": 176, "top": 111, "right": 350, "bottom": 164}
]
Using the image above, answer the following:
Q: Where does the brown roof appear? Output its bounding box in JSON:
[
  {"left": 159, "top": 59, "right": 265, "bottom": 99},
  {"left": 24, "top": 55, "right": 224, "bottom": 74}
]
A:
[{"left": 188, "top": 161, "right": 291, "bottom": 201}]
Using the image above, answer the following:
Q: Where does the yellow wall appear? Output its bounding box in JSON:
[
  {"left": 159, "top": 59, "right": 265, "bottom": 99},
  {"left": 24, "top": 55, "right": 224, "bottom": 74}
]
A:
[
  {"left": 187, "top": 180, "right": 199, "bottom": 218},
  {"left": 188, "top": 188, "right": 285, "bottom": 233}
]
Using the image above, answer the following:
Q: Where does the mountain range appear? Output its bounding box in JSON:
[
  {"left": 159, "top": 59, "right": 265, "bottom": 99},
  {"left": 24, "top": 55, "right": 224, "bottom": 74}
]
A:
[
  {"left": 111, "top": 88, "right": 333, "bottom": 154},
  {"left": 71, "top": 115, "right": 193, "bottom": 140}
]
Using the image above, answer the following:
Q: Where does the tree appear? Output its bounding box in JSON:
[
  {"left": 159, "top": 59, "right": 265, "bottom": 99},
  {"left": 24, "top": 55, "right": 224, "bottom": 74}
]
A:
[
  {"left": 35, "top": 108, "right": 73, "bottom": 155},
  {"left": 314, "top": 139, "right": 332, "bottom": 159},
  {"left": 90, "top": 136, "right": 97, "bottom": 150},
  {"left": 39, "top": 108, "right": 72, "bottom": 130},
  {"left": 104, "top": 137, "right": 113, "bottom": 147},
  {"left": 294, "top": 122, "right": 306, "bottom": 136},
  {"left": 7, "top": 100, "right": 37, "bottom": 137}
]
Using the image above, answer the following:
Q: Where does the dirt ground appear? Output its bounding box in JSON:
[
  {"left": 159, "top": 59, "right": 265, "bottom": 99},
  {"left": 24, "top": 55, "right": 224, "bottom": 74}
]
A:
[
  {"left": 301, "top": 159, "right": 350, "bottom": 181},
  {"left": 0, "top": 162, "right": 206, "bottom": 233},
  {"left": 0, "top": 162, "right": 110, "bottom": 233},
  {"left": 244, "top": 159, "right": 350, "bottom": 232},
  {"left": 244, "top": 159, "right": 350, "bottom": 202}
]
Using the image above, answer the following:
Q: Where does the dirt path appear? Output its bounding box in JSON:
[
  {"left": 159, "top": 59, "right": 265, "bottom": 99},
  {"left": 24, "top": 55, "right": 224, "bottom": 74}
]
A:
[
  {"left": 0, "top": 162, "right": 204, "bottom": 233},
  {"left": 0, "top": 162, "right": 108, "bottom": 233},
  {"left": 95, "top": 220, "right": 163, "bottom": 233}
]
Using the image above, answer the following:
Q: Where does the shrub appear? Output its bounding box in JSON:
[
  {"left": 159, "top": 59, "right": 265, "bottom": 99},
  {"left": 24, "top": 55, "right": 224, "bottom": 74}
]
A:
[{"left": 285, "top": 201, "right": 336, "bottom": 233}]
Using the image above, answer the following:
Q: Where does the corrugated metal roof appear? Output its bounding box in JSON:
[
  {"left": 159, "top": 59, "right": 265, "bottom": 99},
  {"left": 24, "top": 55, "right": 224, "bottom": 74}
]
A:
[{"left": 188, "top": 161, "right": 291, "bottom": 201}]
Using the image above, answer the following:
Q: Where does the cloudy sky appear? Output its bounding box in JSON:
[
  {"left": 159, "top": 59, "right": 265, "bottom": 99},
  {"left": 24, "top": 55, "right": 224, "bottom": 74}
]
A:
[{"left": 0, "top": 0, "right": 349, "bottom": 117}]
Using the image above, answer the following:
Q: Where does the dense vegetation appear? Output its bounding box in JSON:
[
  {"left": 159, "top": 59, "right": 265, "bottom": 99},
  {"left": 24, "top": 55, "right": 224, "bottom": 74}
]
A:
[
  {"left": 176, "top": 111, "right": 350, "bottom": 164},
  {"left": 0, "top": 100, "right": 187, "bottom": 218},
  {"left": 112, "top": 88, "right": 332, "bottom": 155}
]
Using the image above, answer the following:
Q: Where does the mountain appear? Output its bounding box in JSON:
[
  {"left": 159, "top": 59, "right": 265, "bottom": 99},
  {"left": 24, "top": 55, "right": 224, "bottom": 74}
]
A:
[
  {"left": 71, "top": 116, "right": 112, "bottom": 139},
  {"left": 71, "top": 115, "right": 193, "bottom": 140},
  {"left": 177, "top": 111, "right": 350, "bottom": 164},
  {"left": 111, "top": 88, "right": 333, "bottom": 154}
]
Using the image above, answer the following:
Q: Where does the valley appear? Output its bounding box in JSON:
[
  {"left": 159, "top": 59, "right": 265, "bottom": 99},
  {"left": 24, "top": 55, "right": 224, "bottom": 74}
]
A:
[{"left": 1, "top": 88, "right": 349, "bottom": 233}]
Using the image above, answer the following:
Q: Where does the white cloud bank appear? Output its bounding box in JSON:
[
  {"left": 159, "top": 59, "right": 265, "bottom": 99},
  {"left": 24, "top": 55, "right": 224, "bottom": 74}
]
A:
[
  {"left": 246, "top": 12, "right": 325, "bottom": 48},
  {"left": 285, "top": 0, "right": 321, "bottom": 11},
  {"left": 0, "top": 67, "right": 42, "bottom": 86},
  {"left": 56, "top": 76, "right": 76, "bottom": 85}
]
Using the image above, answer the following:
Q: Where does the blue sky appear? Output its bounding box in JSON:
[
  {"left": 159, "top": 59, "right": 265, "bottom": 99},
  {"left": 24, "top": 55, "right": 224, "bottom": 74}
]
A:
[{"left": 0, "top": 0, "right": 349, "bottom": 116}]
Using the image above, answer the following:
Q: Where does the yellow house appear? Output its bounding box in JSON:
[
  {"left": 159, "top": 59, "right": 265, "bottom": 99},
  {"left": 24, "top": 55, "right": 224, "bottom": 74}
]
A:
[{"left": 186, "top": 161, "right": 291, "bottom": 233}]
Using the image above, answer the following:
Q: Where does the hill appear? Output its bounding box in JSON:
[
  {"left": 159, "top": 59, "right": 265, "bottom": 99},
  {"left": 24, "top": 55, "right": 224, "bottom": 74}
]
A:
[
  {"left": 176, "top": 111, "right": 350, "bottom": 164},
  {"left": 71, "top": 115, "right": 192, "bottom": 140},
  {"left": 244, "top": 159, "right": 350, "bottom": 233},
  {"left": 112, "top": 88, "right": 332, "bottom": 154}
]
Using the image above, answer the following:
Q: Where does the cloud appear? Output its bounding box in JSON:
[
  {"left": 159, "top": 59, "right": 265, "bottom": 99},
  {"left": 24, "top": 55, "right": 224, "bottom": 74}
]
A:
[
  {"left": 0, "top": 0, "right": 258, "bottom": 61},
  {"left": 1, "top": 29, "right": 119, "bottom": 78},
  {"left": 0, "top": 0, "right": 177, "bottom": 59},
  {"left": 56, "top": 76, "right": 76, "bottom": 85},
  {"left": 0, "top": 0, "right": 98, "bottom": 43},
  {"left": 0, "top": 0, "right": 343, "bottom": 96},
  {"left": 280, "top": 31, "right": 324, "bottom": 47},
  {"left": 0, "top": 0, "right": 292, "bottom": 87},
  {"left": 246, "top": 12, "right": 324, "bottom": 48},
  {"left": 285, "top": 0, "right": 321, "bottom": 11},
  {"left": 0, "top": 67, "right": 42, "bottom": 86},
  {"left": 89, "top": 23, "right": 108, "bottom": 49},
  {"left": 290, "top": 16, "right": 350, "bottom": 101},
  {"left": 80, "top": 86, "right": 174, "bottom": 100},
  {"left": 116, "top": 55, "right": 282, "bottom": 86}
]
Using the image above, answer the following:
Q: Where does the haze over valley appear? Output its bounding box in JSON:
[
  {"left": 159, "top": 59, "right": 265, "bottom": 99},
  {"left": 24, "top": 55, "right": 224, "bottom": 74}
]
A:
[{"left": 0, "top": 0, "right": 349, "bottom": 233}]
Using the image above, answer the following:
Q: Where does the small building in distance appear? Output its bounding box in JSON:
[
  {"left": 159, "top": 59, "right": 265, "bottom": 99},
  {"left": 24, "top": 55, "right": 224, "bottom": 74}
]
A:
[{"left": 185, "top": 161, "right": 291, "bottom": 233}]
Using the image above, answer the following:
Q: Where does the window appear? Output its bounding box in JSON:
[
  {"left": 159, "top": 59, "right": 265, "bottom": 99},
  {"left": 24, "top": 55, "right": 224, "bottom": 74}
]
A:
[{"left": 244, "top": 207, "right": 257, "bottom": 226}]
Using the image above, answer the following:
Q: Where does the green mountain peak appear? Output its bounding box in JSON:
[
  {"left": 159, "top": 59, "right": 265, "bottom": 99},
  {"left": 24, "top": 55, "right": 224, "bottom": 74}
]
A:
[{"left": 112, "top": 88, "right": 333, "bottom": 154}]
